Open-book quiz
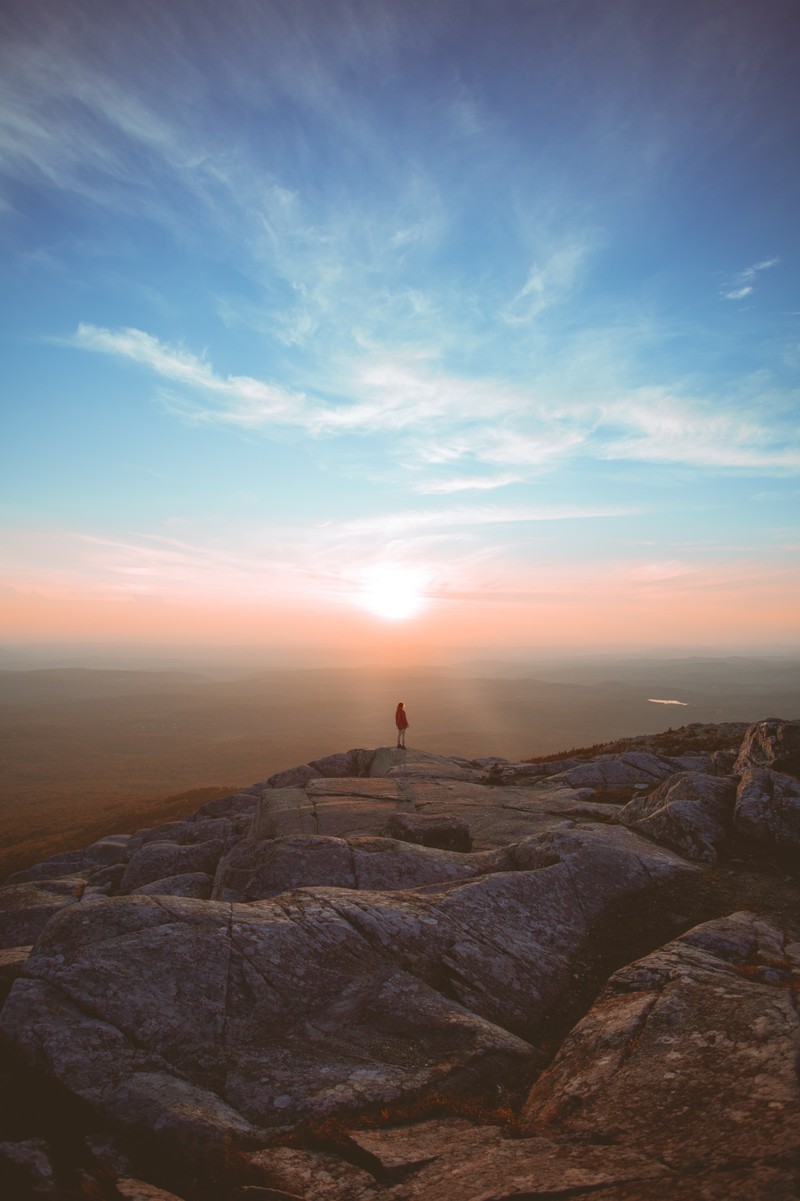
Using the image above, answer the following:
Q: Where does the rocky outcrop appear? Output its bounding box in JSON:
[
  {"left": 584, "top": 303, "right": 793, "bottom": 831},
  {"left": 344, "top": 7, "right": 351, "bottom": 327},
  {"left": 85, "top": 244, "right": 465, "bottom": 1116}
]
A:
[
  {"left": 118, "top": 839, "right": 226, "bottom": 893},
  {"left": 734, "top": 767, "right": 800, "bottom": 851},
  {"left": 734, "top": 718, "right": 800, "bottom": 776},
  {"left": 0, "top": 720, "right": 797, "bottom": 1201},
  {"left": 212, "top": 833, "right": 501, "bottom": 901},
  {"left": 0, "top": 878, "right": 84, "bottom": 948},
  {"left": 618, "top": 771, "right": 736, "bottom": 862},
  {"left": 519, "top": 911, "right": 800, "bottom": 1196},
  {"left": 0, "top": 825, "right": 697, "bottom": 1159}
]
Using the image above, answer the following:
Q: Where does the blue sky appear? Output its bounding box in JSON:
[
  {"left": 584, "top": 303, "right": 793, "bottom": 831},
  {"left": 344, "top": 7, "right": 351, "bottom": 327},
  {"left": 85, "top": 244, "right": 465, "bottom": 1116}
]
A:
[{"left": 1, "top": 0, "right": 798, "bottom": 654}]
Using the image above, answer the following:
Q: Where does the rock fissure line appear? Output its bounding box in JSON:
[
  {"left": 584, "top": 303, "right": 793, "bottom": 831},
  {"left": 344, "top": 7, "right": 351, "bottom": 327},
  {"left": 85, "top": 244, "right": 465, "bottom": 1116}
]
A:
[
  {"left": 609, "top": 991, "right": 662, "bottom": 1076},
  {"left": 229, "top": 939, "right": 287, "bottom": 1008},
  {"left": 30, "top": 972, "right": 188, "bottom": 1080},
  {"left": 350, "top": 843, "right": 361, "bottom": 891},
  {"left": 220, "top": 902, "right": 235, "bottom": 1051},
  {"left": 307, "top": 792, "right": 320, "bottom": 836}
]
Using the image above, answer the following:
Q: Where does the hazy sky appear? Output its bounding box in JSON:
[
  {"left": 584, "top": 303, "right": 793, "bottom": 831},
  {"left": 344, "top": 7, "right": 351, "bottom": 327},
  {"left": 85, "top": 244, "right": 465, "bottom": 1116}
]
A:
[{"left": 2, "top": 0, "right": 798, "bottom": 657}]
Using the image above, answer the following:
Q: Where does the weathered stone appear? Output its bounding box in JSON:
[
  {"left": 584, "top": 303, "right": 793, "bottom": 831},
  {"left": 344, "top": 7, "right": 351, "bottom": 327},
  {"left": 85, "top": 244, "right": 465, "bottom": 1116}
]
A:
[
  {"left": 129, "top": 815, "right": 247, "bottom": 851},
  {"left": 370, "top": 747, "right": 487, "bottom": 782},
  {"left": 0, "top": 1137, "right": 57, "bottom": 1197},
  {"left": 83, "top": 862, "right": 126, "bottom": 895},
  {"left": 7, "top": 838, "right": 133, "bottom": 887},
  {"left": 254, "top": 776, "right": 620, "bottom": 851},
  {"left": 380, "top": 812, "right": 472, "bottom": 852},
  {"left": 309, "top": 751, "right": 364, "bottom": 777},
  {"left": 520, "top": 912, "right": 800, "bottom": 1187},
  {"left": 245, "top": 1145, "right": 379, "bottom": 1200},
  {"left": 0, "top": 878, "right": 85, "bottom": 949},
  {"left": 0, "top": 826, "right": 695, "bottom": 1163},
  {"left": 3, "top": 730, "right": 797, "bottom": 1200},
  {"left": 212, "top": 835, "right": 500, "bottom": 902},
  {"left": 266, "top": 764, "right": 322, "bottom": 788},
  {"left": 357, "top": 1119, "right": 671, "bottom": 1200},
  {"left": 618, "top": 771, "right": 736, "bottom": 862},
  {"left": 734, "top": 767, "right": 800, "bottom": 850},
  {"left": 246, "top": 1119, "right": 677, "bottom": 1200},
  {"left": 197, "top": 791, "right": 260, "bottom": 819},
  {"left": 119, "top": 840, "right": 226, "bottom": 894},
  {"left": 734, "top": 718, "right": 800, "bottom": 776},
  {"left": 548, "top": 751, "right": 679, "bottom": 792},
  {"left": 132, "top": 872, "right": 214, "bottom": 899},
  {"left": 116, "top": 1177, "right": 191, "bottom": 1200},
  {"left": 6, "top": 850, "right": 87, "bottom": 885},
  {"left": 0, "top": 944, "right": 32, "bottom": 1004}
]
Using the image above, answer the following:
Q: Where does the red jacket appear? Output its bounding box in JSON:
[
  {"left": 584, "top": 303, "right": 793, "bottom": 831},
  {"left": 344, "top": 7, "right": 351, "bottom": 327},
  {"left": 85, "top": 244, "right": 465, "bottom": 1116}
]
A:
[{"left": 395, "top": 704, "right": 409, "bottom": 729}]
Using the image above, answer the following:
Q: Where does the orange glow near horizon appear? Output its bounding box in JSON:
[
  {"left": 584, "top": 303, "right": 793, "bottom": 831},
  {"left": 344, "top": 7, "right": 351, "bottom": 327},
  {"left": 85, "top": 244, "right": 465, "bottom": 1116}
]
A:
[{"left": 2, "top": 564, "right": 799, "bottom": 660}]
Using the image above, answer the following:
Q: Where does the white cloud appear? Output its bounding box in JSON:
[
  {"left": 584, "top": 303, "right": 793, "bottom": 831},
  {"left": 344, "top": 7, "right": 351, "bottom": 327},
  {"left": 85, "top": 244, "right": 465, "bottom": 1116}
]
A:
[
  {"left": 66, "top": 323, "right": 800, "bottom": 476},
  {"left": 71, "top": 323, "right": 307, "bottom": 426},
  {"left": 338, "top": 503, "right": 637, "bottom": 539},
  {"left": 503, "top": 241, "right": 589, "bottom": 324},
  {"left": 599, "top": 388, "right": 800, "bottom": 469},
  {"left": 722, "top": 256, "right": 779, "bottom": 301},
  {"left": 413, "top": 474, "right": 522, "bottom": 494}
]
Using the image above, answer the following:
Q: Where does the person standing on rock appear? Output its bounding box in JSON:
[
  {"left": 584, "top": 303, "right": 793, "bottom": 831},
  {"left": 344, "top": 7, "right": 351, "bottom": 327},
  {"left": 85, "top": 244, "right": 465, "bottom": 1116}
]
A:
[{"left": 395, "top": 701, "right": 409, "bottom": 748}]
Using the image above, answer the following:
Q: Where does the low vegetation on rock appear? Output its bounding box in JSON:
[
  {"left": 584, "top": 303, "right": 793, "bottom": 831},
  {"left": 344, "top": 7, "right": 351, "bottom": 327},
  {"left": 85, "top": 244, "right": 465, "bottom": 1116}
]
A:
[{"left": 0, "top": 719, "right": 798, "bottom": 1200}]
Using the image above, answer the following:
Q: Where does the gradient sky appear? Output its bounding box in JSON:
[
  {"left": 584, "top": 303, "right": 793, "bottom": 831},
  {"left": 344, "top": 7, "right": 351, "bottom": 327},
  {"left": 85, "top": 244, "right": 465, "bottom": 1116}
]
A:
[{"left": 1, "top": 0, "right": 799, "bottom": 658}]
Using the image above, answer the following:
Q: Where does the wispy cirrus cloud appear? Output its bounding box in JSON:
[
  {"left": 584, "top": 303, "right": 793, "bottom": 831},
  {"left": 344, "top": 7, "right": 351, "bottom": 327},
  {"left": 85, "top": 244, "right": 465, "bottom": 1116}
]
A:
[
  {"left": 601, "top": 388, "right": 800, "bottom": 469},
  {"left": 70, "top": 323, "right": 306, "bottom": 425},
  {"left": 413, "top": 473, "right": 522, "bottom": 494},
  {"left": 502, "top": 241, "right": 590, "bottom": 325},
  {"left": 335, "top": 503, "right": 637, "bottom": 538},
  {"left": 67, "top": 324, "right": 800, "bottom": 476},
  {"left": 721, "top": 256, "right": 779, "bottom": 301}
]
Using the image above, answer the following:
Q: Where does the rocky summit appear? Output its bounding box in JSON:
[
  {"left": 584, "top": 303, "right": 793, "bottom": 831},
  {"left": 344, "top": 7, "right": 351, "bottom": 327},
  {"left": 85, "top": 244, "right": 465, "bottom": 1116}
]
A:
[{"left": 0, "top": 720, "right": 798, "bottom": 1201}]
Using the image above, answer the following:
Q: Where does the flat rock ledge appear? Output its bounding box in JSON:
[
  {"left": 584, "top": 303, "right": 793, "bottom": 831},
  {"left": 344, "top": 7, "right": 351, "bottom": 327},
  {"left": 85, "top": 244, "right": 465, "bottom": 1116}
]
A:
[{"left": 0, "top": 720, "right": 798, "bottom": 1201}]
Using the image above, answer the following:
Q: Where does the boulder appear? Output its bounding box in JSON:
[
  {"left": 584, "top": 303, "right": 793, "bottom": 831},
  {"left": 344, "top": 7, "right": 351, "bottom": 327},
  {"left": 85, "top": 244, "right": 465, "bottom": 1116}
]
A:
[
  {"left": 118, "top": 840, "right": 226, "bottom": 894},
  {"left": 196, "top": 790, "right": 260, "bottom": 819},
  {"left": 520, "top": 912, "right": 800, "bottom": 1192},
  {"left": 128, "top": 815, "right": 247, "bottom": 851},
  {"left": 0, "top": 944, "right": 32, "bottom": 1004},
  {"left": 734, "top": 718, "right": 800, "bottom": 777},
  {"left": 212, "top": 834, "right": 500, "bottom": 902},
  {"left": 132, "top": 872, "right": 214, "bottom": 899},
  {"left": 618, "top": 771, "right": 736, "bottom": 862},
  {"left": 245, "top": 1119, "right": 671, "bottom": 1201},
  {"left": 0, "top": 878, "right": 85, "bottom": 949},
  {"left": 266, "top": 763, "right": 323, "bottom": 788},
  {"left": 734, "top": 767, "right": 800, "bottom": 851},
  {"left": 380, "top": 812, "right": 472, "bottom": 852},
  {"left": 309, "top": 751, "right": 364, "bottom": 777},
  {"left": 548, "top": 751, "right": 679, "bottom": 792}
]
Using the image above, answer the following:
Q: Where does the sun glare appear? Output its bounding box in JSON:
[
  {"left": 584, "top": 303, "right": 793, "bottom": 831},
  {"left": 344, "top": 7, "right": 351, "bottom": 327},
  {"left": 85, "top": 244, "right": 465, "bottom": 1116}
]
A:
[{"left": 355, "top": 564, "right": 428, "bottom": 621}]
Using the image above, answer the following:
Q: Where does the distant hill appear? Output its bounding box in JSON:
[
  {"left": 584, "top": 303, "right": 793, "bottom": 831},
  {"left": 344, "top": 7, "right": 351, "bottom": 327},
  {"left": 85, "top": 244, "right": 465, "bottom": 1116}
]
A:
[{"left": 0, "top": 667, "right": 209, "bottom": 703}]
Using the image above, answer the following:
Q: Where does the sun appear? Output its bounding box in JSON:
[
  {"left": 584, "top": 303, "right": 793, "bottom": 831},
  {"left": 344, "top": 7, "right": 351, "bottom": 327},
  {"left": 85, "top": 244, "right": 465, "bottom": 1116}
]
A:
[{"left": 355, "top": 564, "right": 428, "bottom": 621}]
